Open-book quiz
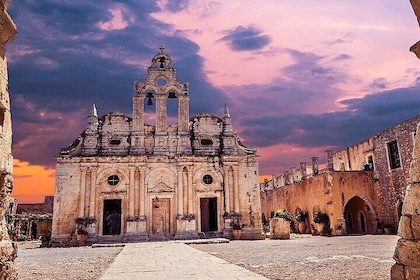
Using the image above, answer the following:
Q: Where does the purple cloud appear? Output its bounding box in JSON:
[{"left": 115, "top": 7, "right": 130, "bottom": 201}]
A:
[{"left": 219, "top": 25, "right": 271, "bottom": 51}]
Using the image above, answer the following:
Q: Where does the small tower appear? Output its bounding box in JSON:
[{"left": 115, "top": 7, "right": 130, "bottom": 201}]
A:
[
  {"left": 82, "top": 104, "right": 99, "bottom": 155},
  {"left": 222, "top": 103, "right": 237, "bottom": 155}
]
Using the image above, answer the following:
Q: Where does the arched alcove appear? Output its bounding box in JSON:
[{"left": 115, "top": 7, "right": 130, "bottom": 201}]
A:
[{"left": 344, "top": 196, "right": 375, "bottom": 234}]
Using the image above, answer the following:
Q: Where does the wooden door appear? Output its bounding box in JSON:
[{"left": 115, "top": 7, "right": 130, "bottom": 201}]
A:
[{"left": 152, "top": 198, "right": 170, "bottom": 236}]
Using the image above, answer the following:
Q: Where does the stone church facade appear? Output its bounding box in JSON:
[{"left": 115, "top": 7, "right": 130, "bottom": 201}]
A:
[{"left": 52, "top": 49, "right": 262, "bottom": 245}]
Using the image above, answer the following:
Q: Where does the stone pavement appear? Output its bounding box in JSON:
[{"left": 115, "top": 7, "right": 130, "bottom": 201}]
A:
[{"left": 99, "top": 240, "right": 268, "bottom": 280}]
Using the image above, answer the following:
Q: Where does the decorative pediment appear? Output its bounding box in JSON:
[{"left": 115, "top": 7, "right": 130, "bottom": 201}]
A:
[{"left": 148, "top": 182, "right": 174, "bottom": 193}]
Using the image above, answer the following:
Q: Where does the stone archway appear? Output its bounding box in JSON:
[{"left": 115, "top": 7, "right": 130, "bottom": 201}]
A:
[{"left": 344, "top": 196, "right": 375, "bottom": 234}]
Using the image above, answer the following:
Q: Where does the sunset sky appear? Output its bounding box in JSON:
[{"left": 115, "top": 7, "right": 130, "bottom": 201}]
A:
[{"left": 6, "top": 1, "right": 420, "bottom": 203}]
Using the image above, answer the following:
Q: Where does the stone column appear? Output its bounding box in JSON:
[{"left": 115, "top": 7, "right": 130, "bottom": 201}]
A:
[
  {"left": 311, "top": 157, "right": 319, "bottom": 175},
  {"left": 79, "top": 167, "right": 87, "bottom": 217},
  {"left": 283, "top": 171, "right": 289, "bottom": 185},
  {"left": 0, "top": 1, "right": 17, "bottom": 277},
  {"left": 132, "top": 85, "right": 145, "bottom": 132},
  {"left": 300, "top": 162, "right": 307, "bottom": 178},
  {"left": 233, "top": 167, "right": 239, "bottom": 213},
  {"left": 139, "top": 168, "right": 146, "bottom": 217},
  {"left": 155, "top": 95, "right": 167, "bottom": 133},
  {"left": 178, "top": 95, "right": 189, "bottom": 133},
  {"left": 89, "top": 167, "right": 97, "bottom": 217},
  {"left": 391, "top": 122, "right": 420, "bottom": 279},
  {"left": 129, "top": 167, "right": 135, "bottom": 217},
  {"left": 177, "top": 166, "right": 184, "bottom": 217},
  {"left": 224, "top": 168, "right": 230, "bottom": 213},
  {"left": 325, "top": 150, "right": 333, "bottom": 170},
  {"left": 134, "top": 167, "right": 139, "bottom": 216},
  {"left": 187, "top": 167, "right": 193, "bottom": 214},
  {"left": 290, "top": 167, "right": 297, "bottom": 183}
]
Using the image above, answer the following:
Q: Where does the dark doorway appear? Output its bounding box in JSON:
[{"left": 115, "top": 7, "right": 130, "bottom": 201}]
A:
[
  {"left": 346, "top": 212, "right": 353, "bottom": 233},
  {"left": 200, "top": 198, "right": 218, "bottom": 232},
  {"left": 103, "top": 199, "right": 121, "bottom": 235},
  {"left": 360, "top": 212, "right": 366, "bottom": 233},
  {"left": 31, "top": 221, "right": 37, "bottom": 240}
]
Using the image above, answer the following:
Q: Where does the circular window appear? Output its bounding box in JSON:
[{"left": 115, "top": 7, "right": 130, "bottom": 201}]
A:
[
  {"left": 107, "top": 175, "right": 120, "bottom": 186},
  {"left": 203, "top": 174, "right": 213, "bottom": 185},
  {"left": 157, "top": 78, "right": 167, "bottom": 86}
]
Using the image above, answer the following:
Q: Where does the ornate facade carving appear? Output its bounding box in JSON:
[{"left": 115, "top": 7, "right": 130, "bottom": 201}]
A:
[{"left": 53, "top": 48, "right": 263, "bottom": 244}]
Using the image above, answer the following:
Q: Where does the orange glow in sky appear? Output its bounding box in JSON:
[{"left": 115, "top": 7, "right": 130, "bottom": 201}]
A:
[{"left": 12, "top": 159, "right": 55, "bottom": 204}]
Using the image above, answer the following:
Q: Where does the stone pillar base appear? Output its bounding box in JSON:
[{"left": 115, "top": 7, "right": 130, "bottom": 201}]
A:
[
  {"left": 50, "top": 234, "right": 74, "bottom": 247},
  {"left": 174, "top": 218, "right": 199, "bottom": 240},
  {"left": 241, "top": 228, "right": 265, "bottom": 240},
  {"left": 123, "top": 218, "right": 149, "bottom": 242},
  {"left": 123, "top": 232, "right": 150, "bottom": 242}
]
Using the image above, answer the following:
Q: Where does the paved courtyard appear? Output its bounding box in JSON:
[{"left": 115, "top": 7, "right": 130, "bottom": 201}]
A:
[{"left": 16, "top": 234, "right": 398, "bottom": 280}]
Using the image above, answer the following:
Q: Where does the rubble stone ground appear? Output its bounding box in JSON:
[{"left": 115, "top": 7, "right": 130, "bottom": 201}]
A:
[{"left": 16, "top": 234, "right": 397, "bottom": 280}]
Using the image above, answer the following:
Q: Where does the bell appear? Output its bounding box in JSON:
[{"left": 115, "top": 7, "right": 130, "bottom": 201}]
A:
[
  {"left": 168, "top": 92, "right": 176, "bottom": 98},
  {"left": 146, "top": 92, "right": 154, "bottom": 106},
  {"left": 159, "top": 57, "right": 165, "bottom": 69}
]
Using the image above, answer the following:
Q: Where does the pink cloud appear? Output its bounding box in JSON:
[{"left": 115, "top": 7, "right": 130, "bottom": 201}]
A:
[{"left": 97, "top": 6, "right": 134, "bottom": 31}]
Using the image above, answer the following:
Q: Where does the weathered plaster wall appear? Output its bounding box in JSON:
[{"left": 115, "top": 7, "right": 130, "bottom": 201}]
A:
[
  {"left": 261, "top": 171, "right": 377, "bottom": 234},
  {"left": 333, "top": 139, "right": 374, "bottom": 171}
]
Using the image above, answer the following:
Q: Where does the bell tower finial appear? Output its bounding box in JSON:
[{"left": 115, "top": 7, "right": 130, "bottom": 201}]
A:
[{"left": 159, "top": 45, "right": 165, "bottom": 53}]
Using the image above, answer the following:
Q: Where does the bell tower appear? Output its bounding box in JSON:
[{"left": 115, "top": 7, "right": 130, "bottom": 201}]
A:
[{"left": 132, "top": 47, "right": 192, "bottom": 156}]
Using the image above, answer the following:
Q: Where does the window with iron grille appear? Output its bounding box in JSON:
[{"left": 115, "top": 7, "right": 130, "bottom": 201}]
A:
[{"left": 387, "top": 140, "right": 401, "bottom": 169}]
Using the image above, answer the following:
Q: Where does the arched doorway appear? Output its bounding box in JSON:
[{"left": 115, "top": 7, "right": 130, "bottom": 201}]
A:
[{"left": 344, "top": 196, "right": 375, "bottom": 234}]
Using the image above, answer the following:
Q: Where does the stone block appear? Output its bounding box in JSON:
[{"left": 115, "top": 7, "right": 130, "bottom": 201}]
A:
[
  {"left": 406, "top": 266, "right": 420, "bottom": 279},
  {"left": 394, "top": 239, "right": 420, "bottom": 267},
  {"left": 402, "top": 184, "right": 420, "bottom": 216},
  {"left": 269, "top": 218, "right": 290, "bottom": 239},
  {"left": 398, "top": 216, "right": 413, "bottom": 240},
  {"left": 409, "top": 159, "right": 420, "bottom": 183},
  {"left": 412, "top": 215, "right": 420, "bottom": 240},
  {"left": 391, "top": 263, "right": 405, "bottom": 280}
]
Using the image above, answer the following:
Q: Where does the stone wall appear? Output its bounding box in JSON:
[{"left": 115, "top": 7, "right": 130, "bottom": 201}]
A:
[
  {"left": 373, "top": 116, "right": 420, "bottom": 224},
  {"left": 17, "top": 196, "right": 54, "bottom": 214},
  {"left": 391, "top": 3, "right": 420, "bottom": 276},
  {"left": 331, "top": 115, "right": 420, "bottom": 228},
  {"left": 391, "top": 122, "right": 420, "bottom": 279},
  {"left": 0, "top": 0, "right": 16, "bottom": 278},
  {"left": 261, "top": 170, "right": 378, "bottom": 235}
]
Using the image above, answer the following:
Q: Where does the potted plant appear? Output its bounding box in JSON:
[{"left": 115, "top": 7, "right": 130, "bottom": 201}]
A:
[
  {"left": 295, "top": 210, "right": 308, "bottom": 234},
  {"left": 40, "top": 235, "right": 51, "bottom": 247},
  {"left": 230, "top": 221, "right": 245, "bottom": 240},
  {"left": 76, "top": 228, "right": 88, "bottom": 246},
  {"left": 262, "top": 222, "right": 270, "bottom": 238},
  {"left": 313, "top": 212, "right": 331, "bottom": 236},
  {"left": 335, "top": 225, "right": 343, "bottom": 236}
]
